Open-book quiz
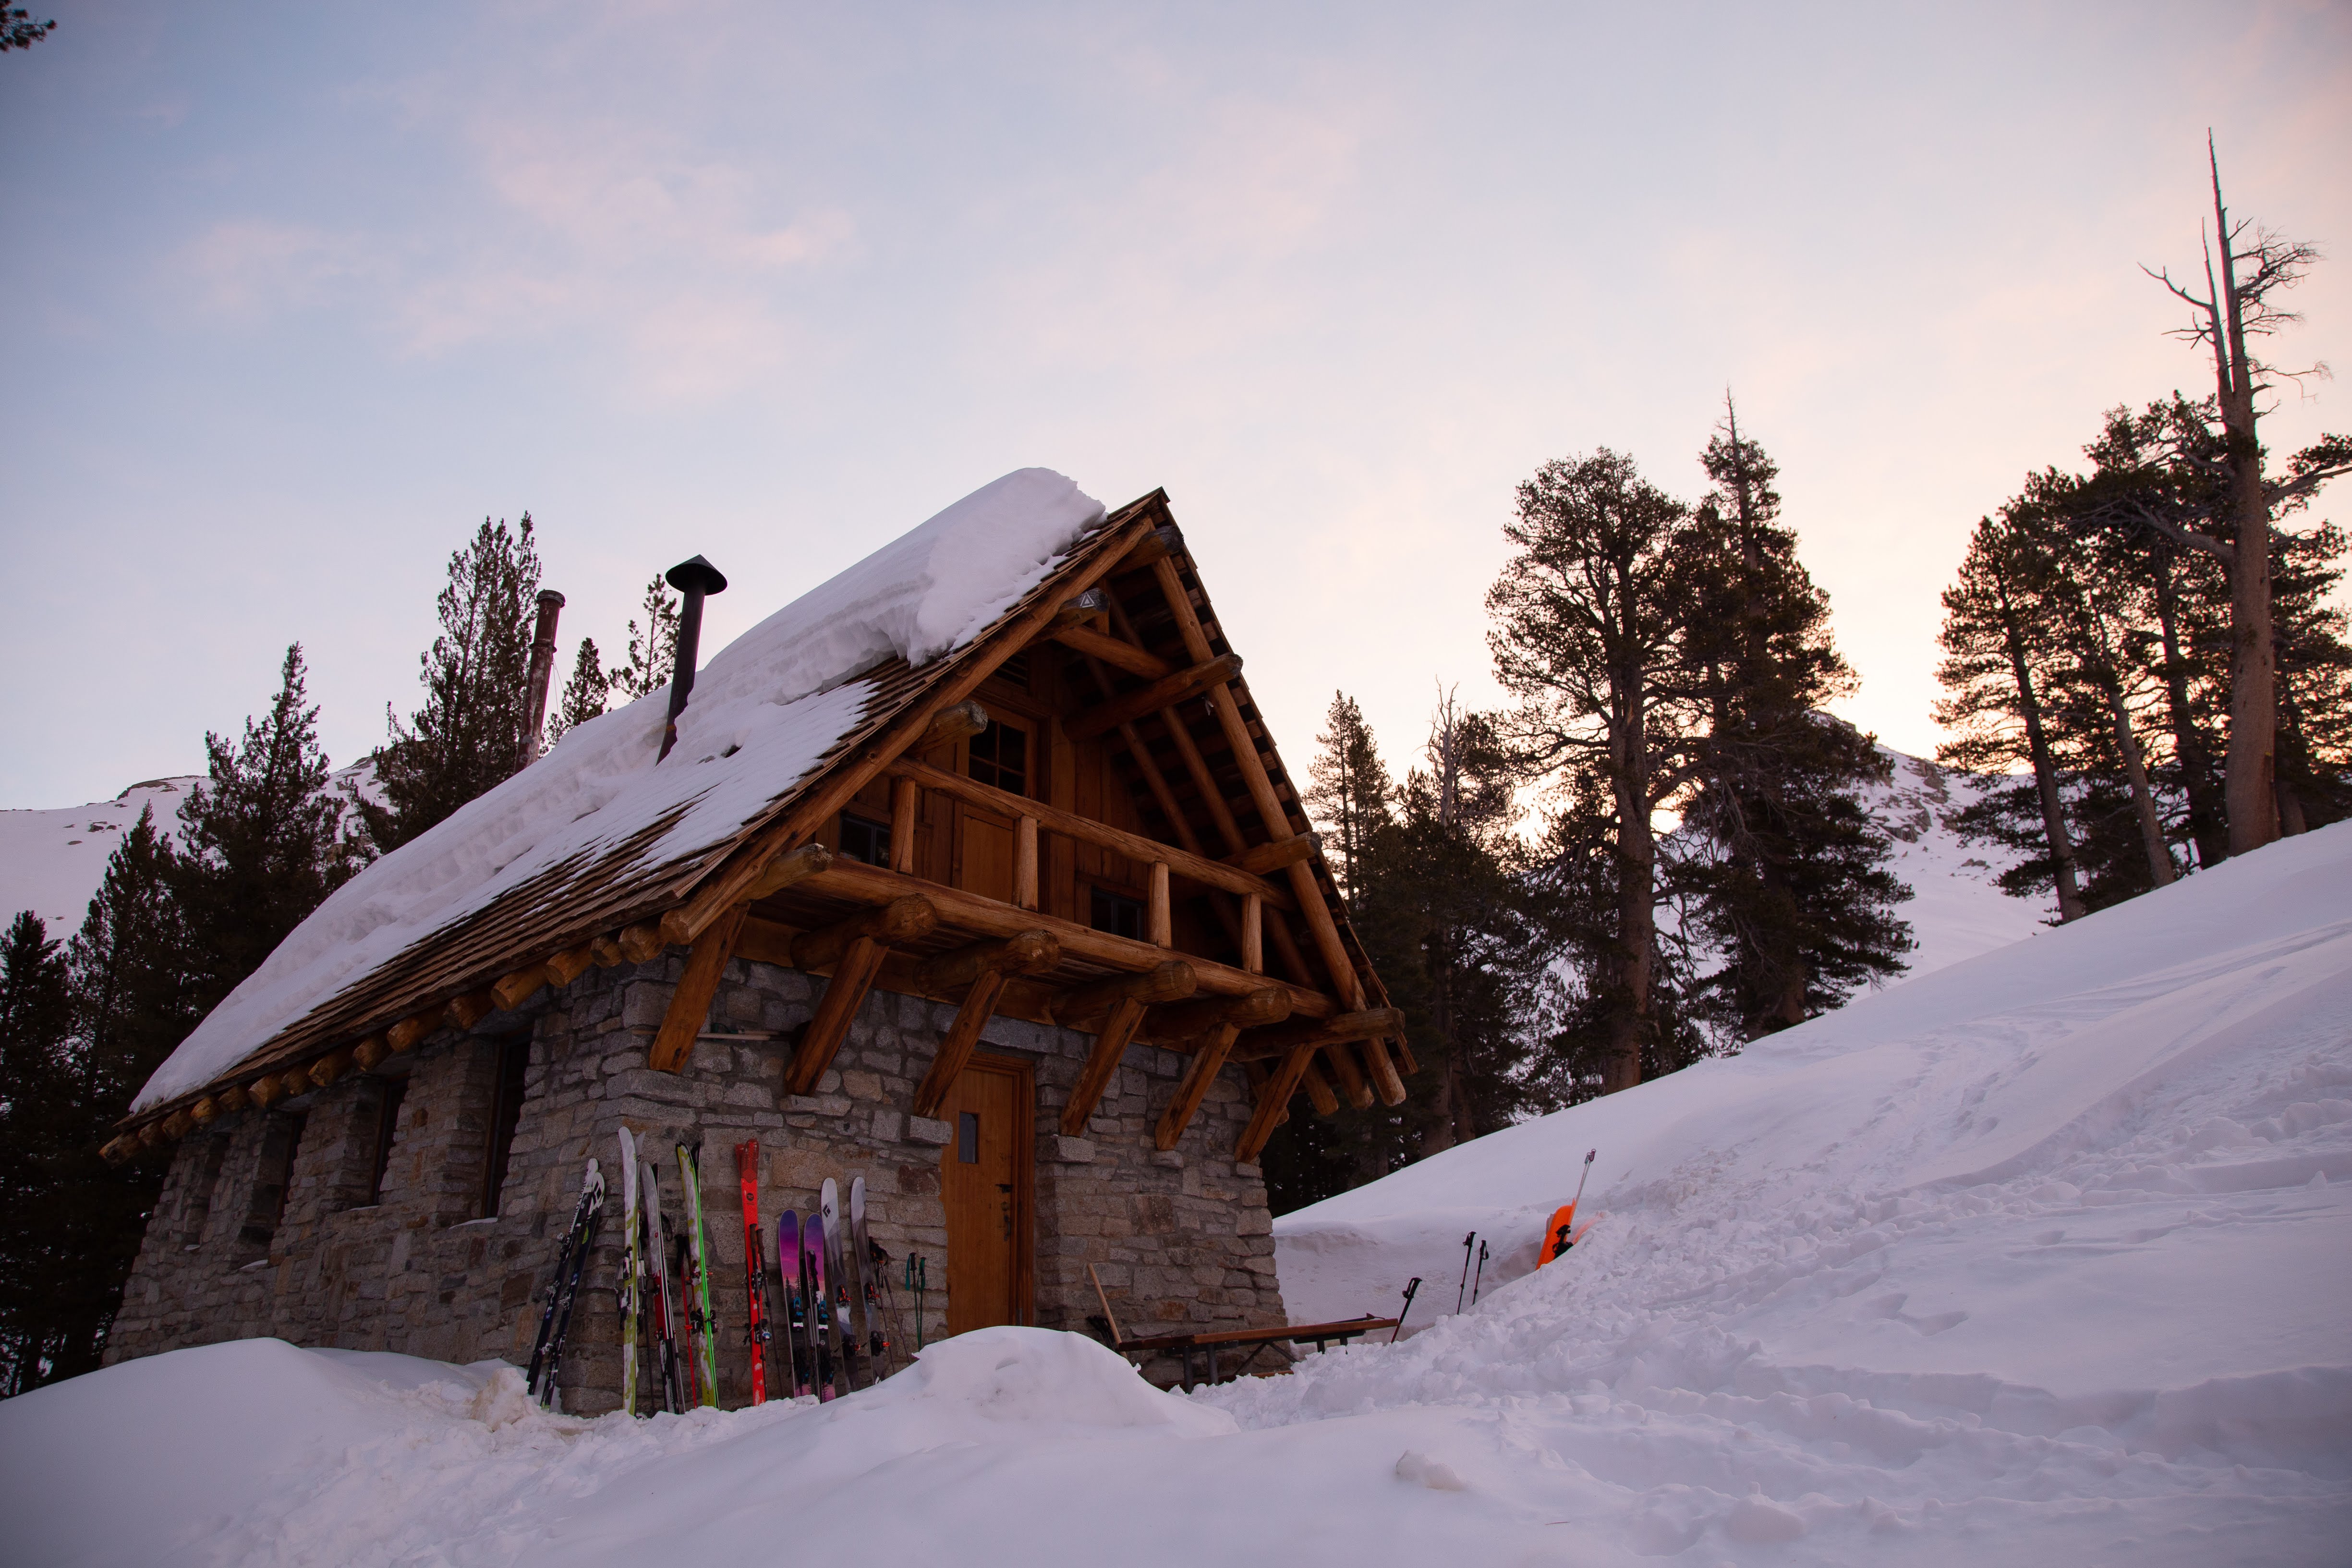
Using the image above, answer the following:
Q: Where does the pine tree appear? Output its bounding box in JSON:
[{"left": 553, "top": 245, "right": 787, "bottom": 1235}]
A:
[
  {"left": 1934, "top": 512, "right": 2092, "bottom": 921},
  {"left": 1488, "top": 449, "right": 1704, "bottom": 1094},
  {"left": 0, "top": 913, "right": 80, "bottom": 1395},
  {"left": 545, "top": 636, "right": 610, "bottom": 750},
  {"left": 1677, "top": 407, "right": 1912, "bottom": 1038},
  {"left": 1302, "top": 693, "right": 1393, "bottom": 906},
  {"left": 363, "top": 515, "right": 544, "bottom": 851},
  {"left": 613, "top": 576, "right": 681, "bottom": 701},
  {"left": 173, "top": 644, "right": 366, "bottom": 1020}
]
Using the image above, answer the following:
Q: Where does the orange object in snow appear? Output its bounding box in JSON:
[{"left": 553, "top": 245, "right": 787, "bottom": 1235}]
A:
[{"left": 1537, "top": 1148, "right": 1597, "bottom": 1267}]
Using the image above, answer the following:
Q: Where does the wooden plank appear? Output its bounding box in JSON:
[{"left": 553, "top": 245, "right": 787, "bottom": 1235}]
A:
[
  {"left": 1240, "top": 893, "right": 1262, "bottom": 974},
  {"left": 800, "top": 860, "right": 1335, "bottom": 1018},
  {"left": 884, "top": 757, "right": 1292, "bottom": 909},
  {"left": 1066, "top": 654, "right": 1243, "bottom": 741},
  {"left": 650, "top": 902, "right": 750, "bottom": 1072},
  {"left": 786, "top": 935, "right": 888, "bottom": 1095},
  {"left": 1048, "top": 621, "right": 1171, "bottom": 681},
  {"left": 1155, "top": 1022, "right": 1239, "bottom": 1151},
  {"left": 911, "top": 969, "right": 1008, "bottom": 1118},
  {"left": 1059, "top": 995, "right": 1148, "bottom": 1135},
  {"left": 1237, "top": 1044, "right": 1318, "bottom": 1162}
]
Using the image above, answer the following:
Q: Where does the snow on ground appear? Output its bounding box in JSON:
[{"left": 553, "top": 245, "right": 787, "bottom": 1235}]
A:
[
  {"left": 1859, "top": 748, "right": 2049, "bottom": 977},
  {"left": 133, "top": 469, "right": 1106, "bottom": 1110},
  {"left": 5, "top": 824, "right": 2346, "bottom": 1565}
]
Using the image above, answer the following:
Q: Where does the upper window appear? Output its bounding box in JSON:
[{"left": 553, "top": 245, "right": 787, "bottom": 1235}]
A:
[
  {"left": 481, "top": 1034, "right": 531, "bottom": 1218},
  {"left": 839, "top": 814, "right": 892, "bottom": 867},
  {"left": 1090, "top": 887, "right": 1144, "bottom": 942},
  {"left": 968, "top": 718, "right": 1028, "bottom": 797}
]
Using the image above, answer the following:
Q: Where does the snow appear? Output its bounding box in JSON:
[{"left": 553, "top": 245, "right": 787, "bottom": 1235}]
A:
[
  {"left": 0, "top": 776, "right": 199, "bottom": 935},
  {"left": 131, "top": 469, "right": 1105, "bottom": 1111},
  {"left": 9, "top": 824, "right": 2346, "bottom": 1563},
  {"left": 1858, "top": 748, "right": 2049, "bottom": 977}
]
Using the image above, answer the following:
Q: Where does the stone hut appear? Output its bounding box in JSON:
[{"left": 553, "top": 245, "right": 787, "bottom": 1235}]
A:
[{"left": 104, "top": 470, "right": 1411, "bottom": 1409}]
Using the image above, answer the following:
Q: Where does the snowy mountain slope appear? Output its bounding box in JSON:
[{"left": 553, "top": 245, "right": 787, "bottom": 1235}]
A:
[
  {"left": 1, "top": 828, "right": 2343, "bottom": 1566},
  {"left": 0, "top": 763, "right": 377, "bottom": 939},
  {"left": 0, "top": 777, "right": 199, "bottom": 934},
  {"left": 1857, "top": 747, "right": 2049, "bottom": 976}
]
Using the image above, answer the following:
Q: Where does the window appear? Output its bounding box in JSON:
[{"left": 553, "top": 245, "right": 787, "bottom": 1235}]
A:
[
  {"left": 839, "top": 813, "right": 892, "bottom": 867},
  {"left": 1090, "top": 887, "right": 1144, "bottom": 941},
  {"left": 481, "top": 1035, "right": 531, "bottom": 1218},
  {"left": 994, "top": 650, "right": 1031, "bottom": 690},
  {"left": 239, "top": 1112, "right": 307, "bottom": 1254},
  {"left": 967, "top": 718, "right": 1028, "bottom": 796},
  {"left": 958, "top": 1111, "right": 980, "bottom": 1164},
  {"left": 365, "top": 1074, "right": 409, "bottom": 1207}
]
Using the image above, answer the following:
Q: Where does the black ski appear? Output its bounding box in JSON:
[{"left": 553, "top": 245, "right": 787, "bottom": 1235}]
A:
[{"left": 527, "top": 1156, "right": 606, "bottom": 1408}]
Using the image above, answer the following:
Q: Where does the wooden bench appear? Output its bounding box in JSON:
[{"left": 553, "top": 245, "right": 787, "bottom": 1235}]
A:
[{"left": 1099, "top": 1315, "right": 1401, "bottom": 1390}]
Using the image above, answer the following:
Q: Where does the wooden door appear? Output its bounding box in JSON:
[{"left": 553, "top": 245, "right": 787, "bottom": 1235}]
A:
[{"left": 941, "top": 1054, "right": 1033, "bottom": 1334}]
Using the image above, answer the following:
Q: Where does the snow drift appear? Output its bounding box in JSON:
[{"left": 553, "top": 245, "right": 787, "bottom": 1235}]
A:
[{"left": 132, "top": 469, "right": 1106, "bottom": 1111}]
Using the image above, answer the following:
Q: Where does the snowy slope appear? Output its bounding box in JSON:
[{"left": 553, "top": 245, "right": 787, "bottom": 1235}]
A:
[
  {"left": 0, "top": 776, "right": 198, "bottom": 934},
  {"left": 1860, "top": 747, "right": 2049, "bottom": 977},
  {"left": 3, "top": 825, "right": 2344, "bottom": 1565}
]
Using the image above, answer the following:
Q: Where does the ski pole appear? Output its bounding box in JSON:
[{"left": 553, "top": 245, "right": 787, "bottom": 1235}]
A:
[
  {"left": 905, "top": 1253, "right": 927, "bottom": 1348},
  {"left": 1455, "top": 1231, "right": 1476, "bottom": 1313},
  {"left": 1471, "top": 1240, "right": 1490, "bottom": 1306},
  {"left": 1391, "top": 1277, "right": 1422, "bottom": 1343}
]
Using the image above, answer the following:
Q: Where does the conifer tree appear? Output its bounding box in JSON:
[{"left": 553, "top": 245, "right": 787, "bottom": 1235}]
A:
[
  {"left": 545, "top": 636, "right": 610, "bottom": 749},
  {"left": 1302, "top": 693, "right": 1393, "bottom": 905},
  {"left": 1488, "top": 450, "right": 1704, "bottom": 1094},
  {"left": 173, "top": 644, "right": 366, "bottom": 1019},
  {"left": 613, "top": 576, "right": 681, "bottom": 701},
  {"left": 0, "top": 912, "right": 75, "bottom": 1396},
  {"left": 363, "top": 515, "right": 544, "bottom": 851},
  {"left": 1934, "top": 513, "right": 2092, "bottom": 921},
  {"left": 1677, "top": 407, "right": 1912, "bottom": 1037}
]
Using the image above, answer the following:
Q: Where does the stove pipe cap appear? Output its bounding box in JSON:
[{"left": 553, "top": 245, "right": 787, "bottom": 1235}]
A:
[{"left": 665, "top": 555, "right": 728, "bottom": 596}]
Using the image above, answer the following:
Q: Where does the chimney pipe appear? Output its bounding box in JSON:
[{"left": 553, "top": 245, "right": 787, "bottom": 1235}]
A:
[
  {"left": 517, "top": 588, "right": 567, "bottom": 773},
  {"left": 658, "top": 555, "right": 728, "bottom": 762}
]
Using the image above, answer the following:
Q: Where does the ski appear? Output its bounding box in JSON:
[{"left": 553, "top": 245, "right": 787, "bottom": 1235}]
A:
[
  {"left": 526, "top": 1156, "right": 604, "bottom": 1407},
  {"left": 677, "top": 1143, "right": 721, "bottom": 1406},
  {"left": 820, "top": 1178, "right": 856, "bottom": 1391},
  {"left": 1537, "top": 1149, "right": 1598, "bottom": 1268},
  {"left": 617, "top": 1129, "right": 642, "bottom": 1415},
  {"left": 675, "top": 1228, "right": 704, "bottom": 1408},
  {"left": 735, "top": 1141, "right": 771, "bottom": 1406},
  {"left": 802, "top": 1208, "right": 835, "bottom": 1400},
  {"left": 643, "top": 1158, "right": 685, "bottom": 1414},
  {"left": 779, "top": 1212, "right": 809, "bottom": 1397},
  {"left": 849, "top": 1176, "right": 888, "bottom": 1378}
]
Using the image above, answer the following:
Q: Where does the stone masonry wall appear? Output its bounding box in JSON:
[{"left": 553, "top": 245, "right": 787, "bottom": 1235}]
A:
[{"left": 108, "top": 950, "right": 1289, "bottom": 1406}]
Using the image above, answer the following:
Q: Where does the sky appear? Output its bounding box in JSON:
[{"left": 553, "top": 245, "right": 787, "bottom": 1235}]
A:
[{"left": 3, "top": 0, "right": 2348, "bottom": 811}]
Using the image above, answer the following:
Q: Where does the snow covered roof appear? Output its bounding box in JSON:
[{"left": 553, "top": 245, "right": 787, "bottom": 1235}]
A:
[{"left": 133, "top": 470, "right": 1128, "bottom": 1114}]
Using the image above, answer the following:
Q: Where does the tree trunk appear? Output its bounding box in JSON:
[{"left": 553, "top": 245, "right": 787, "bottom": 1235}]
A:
[
  {"left": 2107, "top": 686, "right": 2176, "bottom": 888},
  {"left": 1997, "top": 594, "right": 2088, "bottom": 922},
  {"left": 2151, "top": 552, "right": 2228, "bottom": 868},
  {"left": 1608, "top": 697, "right": 1655, "bottom": 1095},
  {"left": 2209, "top": 162, "right": 2281, "bottom": 856}
]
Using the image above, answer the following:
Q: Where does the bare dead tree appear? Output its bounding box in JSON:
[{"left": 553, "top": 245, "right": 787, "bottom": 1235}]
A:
[{"left": 2140, "top": 135, "right": 2352, "bottom": 855}]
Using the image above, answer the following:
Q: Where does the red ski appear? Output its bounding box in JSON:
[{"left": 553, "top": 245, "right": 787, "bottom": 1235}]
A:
[{"left": 735, "top": 1141, "right": 771, "bottom": 1406}]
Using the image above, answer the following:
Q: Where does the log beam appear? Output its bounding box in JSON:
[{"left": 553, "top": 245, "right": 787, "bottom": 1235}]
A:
[
  {"left": 1066, "top": 654, "right": 1243, "bottom": 741},
  {"left": 1049, "top": 622, "right": 1171, "bottom": 682},
  {"left": 1051, "top": 960, "right": 1197, "bottom": 1028},
  {"left": 618, "top": 922, "right": 667, "bottom": 963},
  {"left": 491, "top": 963, "right": 548, "bottom": 1011},
  {"left": 387, "top": 1013, "right": 434, "bottom": 1054},
  {"left": 1300, "top": 1056, "right": 1340, "bottom": 1117},
  {"left": 913, "top": 929, "right": 1058, "bottom": 993},
  {"left": 791, "top": 895, "right": 937, "bottom": 972},
  {"left": 1140, "top": 986, "right": 1291, "bottom": 1047},
  {"left": 890, "top": 778, "right": 919, "bottom": 872},
  {"left": 1237, "top": 1045, "right": 1319, "bottom": 1163},
  {"left": 444, "top": 990, "right": 496, "bottom": 1030},
  {"left": 1324, "top": 1039, "right": 1373, "bottom": 1108},
  {"left": 919, "top": 700, "right": 990, "bottom": 752},
  {"left": 786, "top": 935, "right": 890, "bottom": 1095},
  {"left": 1059, "top": 995, "right": 1149, "bottom": 1136},
  {"left": 1224, "top": 833, "right": 1318, "bottom": 876},
  {"left": 650, "top": 902, "right": 751, "bottom": 1073},
  {"left": 1230, "top": 1008, "right": 1406, "bottom": 1061},
  {"left": 1360, "top": 1034, "right": 1408, "bottom": 1106},
  {"left": 1156, "top": 1023, "right": 1240, "bottom": 1152},
  {"left": 910, "top": 969, "right": 1010, "bottom": 1119}
]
